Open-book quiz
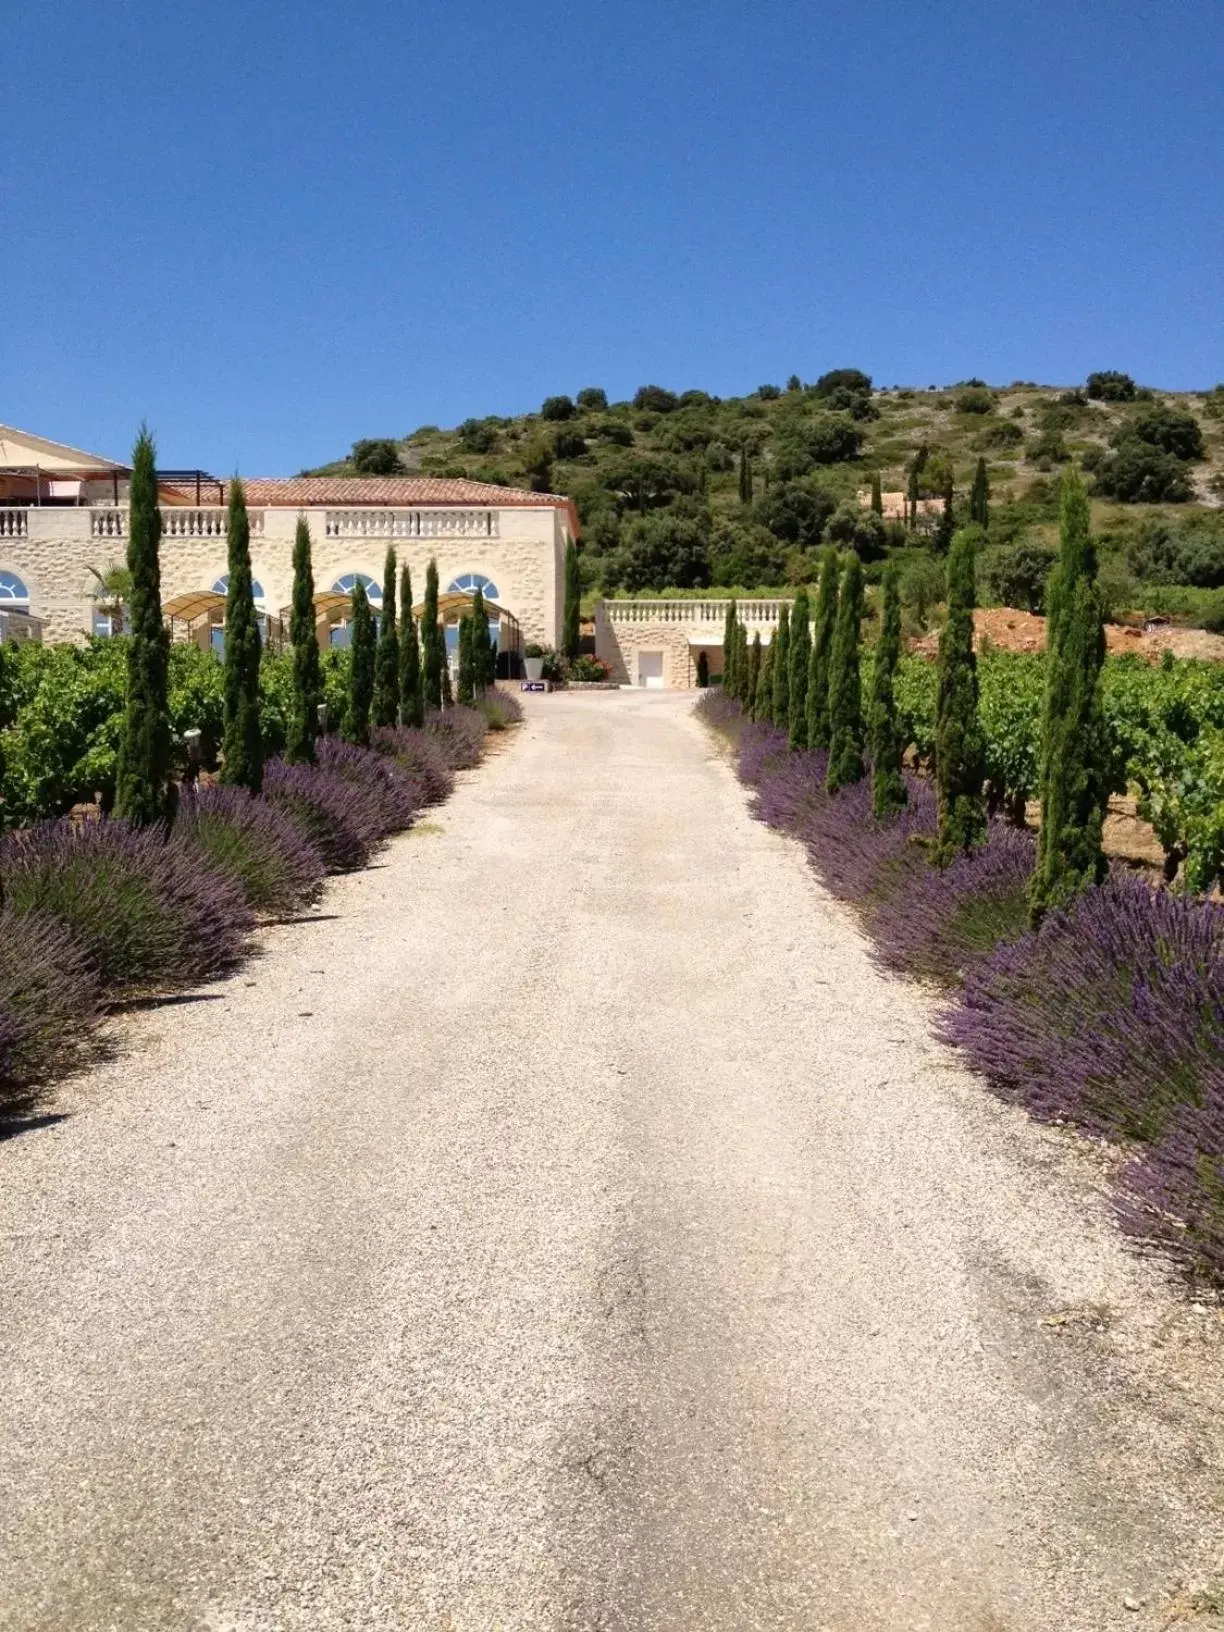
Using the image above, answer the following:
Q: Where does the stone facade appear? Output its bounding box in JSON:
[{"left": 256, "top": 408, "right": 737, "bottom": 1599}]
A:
[
  {"left": 595, "top": 598, "right": 790, "bottom": 689},
  {"left": 0, "top": 502, "right": 571, "bottom": 648}
]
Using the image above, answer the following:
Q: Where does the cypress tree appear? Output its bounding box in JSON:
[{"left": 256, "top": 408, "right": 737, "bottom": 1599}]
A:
[
  {"left": 739, "top": 448, "right": 754, "bottom": 505},
  {"left": 285, "top": 516, "right": 322, "bottom": 765},
  {"left": 870, "top": 470, "right": 884, "bottom": 516},
  {"left": 343, "top": 580, "right": 375, "bottom": 745},
  {"left": 472, "top": 586, "right": 495, "bottom": 691},
  {"left": 1029, "top": 469, "right": 1109, "bottom": 924},
  {"left": 754, "top": 643, "right": 774, "bottom": 722},
  {"left": 736, "top": 621, "right": 749, "bottom": 704},
  {"left": 970, "top": 456, "right": 990, "bottom": 530},
  {"left": 933, "top": 528, "right": 987, "bottom": 863},
  {"left": 788, "top": 587, "right": 811, "bottom": 749},
  {"left": 826, "top": 555, "right": 866, "bottom": 792},
  {"left": 771, "top": 602, "right": 791, "bottom": 727},
  {"left": 562, "top": 540, "right": 581, "bottom": 659},
  {"left": 219, "top": 477, "right": 263, "bottom": 794},
  {"left": 806, "top": 546, "right": 839, "bottom": 751},
  {"left": 115, "top": 426, "right": 171, "bottom": 825},
  {"left": 457, "top": 614, "right": 475, "bottom": 705},
  {"left": 398, "top": 565, "right": 423, "bottom": 726},
  {"left": 373, "top": 547, "right": 400, "bottom": 728},
  {"left": 722, "top": 598, "right": 737, "bottom": 692},
  {"left": 747, "top": 632, "right": 761, "bottom": 712},
  {"left": 422, "top": 559, "right": 443, "bottom": 710},
  {"left": 696, "top": 650, "right": 709, "bottom": 688},
  {"left": 441, "top": 650, "right": 454, "bottom": 709},
  {"left": 869, "top": 562, "right": 907, "bottom": 819},
  {"left": 933, "top": 474, "right": 956, "bottom": 554}
]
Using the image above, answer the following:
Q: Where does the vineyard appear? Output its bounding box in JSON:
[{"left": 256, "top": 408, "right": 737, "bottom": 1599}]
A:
[{"left": 893, "top": 648, "right": 1224, "bottom": 892}]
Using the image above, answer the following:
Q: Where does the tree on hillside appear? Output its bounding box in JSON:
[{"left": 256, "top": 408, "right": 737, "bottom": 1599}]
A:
[
  {"left": 220, "top": 478, "right": 263, "bottom": 794},
  {"left": 788, "top": 586, "right": 811, "bottom": 749},
  {"left": 933, "top": 529, "right": 986, "bottom": 863},
  {"left": 1086, "top": 370, "right": 1136, "bottom": 402},
  {"left": 562, "top": 540, "right": 581, "bottom": 659},
  {"left": 343, "top": 580, "right": 375, "bottom": 745},
  {"left": 1029, "top": 468, "right": 1110, "bottom": 924},
  {"left": 422, "top": 559, "right": 443, "bottom": 710},
  {"left": 869, "top": 562, "right": 907, "bottom": 819},
  {"left": 577, "top": 387, "right": 608, "bottom": 411},
  {"left": 351, "top": 439, "right": 402, "bottom": 475},
  {"left": 806, "top": 546, "right": 839, "bottom": 751},
  {"left": 969, "top": 457, "right": 990, "bottom": 529},
  {"left": 870, "top": 471, "right": 883, "bottom": 515},
  {"left": 906, "top": 444, "right": 929, "bottom": 530},
  {"left": 738, "top": 448, "right": 754, "bottom": 505},
  {"left": 115, "top": 426, "right": 171, "bottom": 825},
  {"left": 399, "top": 564, "right": 424, "bottom": 727},
  {"left": 541, "top": 395, "right": 575, "bottom": 421},
  {"left": 826, "top": 555, "right": 865, "bottom": 792},
  {"left": 373, "top": 546, "right": 400, "bottom": 728},
  {"left": 285, "top": 516, "right": 322, "bottom": 765},
  {"left": 771, "top": 602, "right": 791, "bottom": 728}
]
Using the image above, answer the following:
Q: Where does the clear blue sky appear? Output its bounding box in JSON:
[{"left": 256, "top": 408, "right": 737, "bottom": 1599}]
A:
[{"left": 6, "top": 0, "right": 1222, "bottom": 474}]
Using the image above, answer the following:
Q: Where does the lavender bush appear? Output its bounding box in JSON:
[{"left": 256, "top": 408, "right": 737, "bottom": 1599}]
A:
[
  {"left": 424, "top": 705, "right": 486, "bottom": 770},
  {"left": 1, "top": 818, "right": 251, "bottom": 992},
  {"left": 262, "top": 761, "right": 378, "bottom": 872},
  {"left": 481, "top": 690, "right": 523, "bottom": 731},
  {"left": 174, "top": 785, "right": 326, "bottom": 914},
  {"left": 0, "top": 908, "right": 100, "bottom": 1104},
  {"left": 1120, "top": 1097, "right": 1224, "bottom": 1286},
  {"left": 371, "top": 726, "right": 455, "bottom": 806},
  {"left": 314, "top": 736, "right": 418, "bottom": 833}
]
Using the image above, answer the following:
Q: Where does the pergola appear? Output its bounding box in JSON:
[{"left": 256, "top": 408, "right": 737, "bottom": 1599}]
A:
[
  {"left": 411, "top": 591, "right": 523, "bottom": 658},
  {"left": 165, "top": 590, "right": 285, "bottom": 649}
]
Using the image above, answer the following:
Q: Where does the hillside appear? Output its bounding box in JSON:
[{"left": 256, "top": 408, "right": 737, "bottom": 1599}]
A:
[{"left": 304, "top": 372, "right": 1224, "bottom": 628}]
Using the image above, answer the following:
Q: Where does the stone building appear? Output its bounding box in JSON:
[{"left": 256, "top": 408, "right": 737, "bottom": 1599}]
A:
[
  {"left": 0, "top": 424, "right": 578, "bottom": 663},
  {"left": 595, "top": 597, "right": 792, "bottom": 688}
]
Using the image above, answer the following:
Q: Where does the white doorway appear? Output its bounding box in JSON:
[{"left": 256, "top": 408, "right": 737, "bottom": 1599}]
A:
[{"left": 638, "top": 651, "right": 665, "bottom": 689}]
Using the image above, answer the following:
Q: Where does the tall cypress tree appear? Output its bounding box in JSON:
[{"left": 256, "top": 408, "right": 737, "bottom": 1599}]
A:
[
  {"left": 747, "top": 631, "right": 761, "bottom": 714},
  {"left": 722, "top": 598, "right": 738, "bottom": 693},
  {"left": 739, "top": 448, "right": 754, "bottom": 505},
  {"left": 440, "top": 649, "right": 454, "bottom": 709},
  {"left": 806, "top": 546, "right": 839, "bottom": 751},
  {"left": 285, "top": 516, "right": 322, "bottom": 765},
  {"left": 788, "top": 587, "right": 811, "bottom": 749},
  {"left": 735, "top": 621, "right": 749, "bottom": 703},
  {"left": 422, "top": 558, "right": 443, "bottom": 710},
  {"left": 1029, "top": 468, "right": 1109, "bottom": 923},
  {"left": 933, "top": 473, "right": 956, "bottom": 554},
  {"left": 754, "top": 643, "right": 774, "bottom": 722},
  {"left": 220, "top": 477, "right": 263, "bottom": 794},
  {"left": 562, "top": 541, "right": 581, "bottom": 659},
  {"left": 398, "top": 565, "right": 424, "bottom": 727},
  {"left": 471, "top": 586, "right": 495, "bottom": 691},
  {"left": 115, "top": 426, "right": 171, "bottom": 825},
  {"left": 373, "top": 546, "right": 400, "bottom": 728},
  {"left": 970, "top": 456, "right": 990, "bottom": 530},
  {"left": 870, "top": 471, "right": 884, "bottom": 516},
  {"left": 457, "top": 614, "right": 475, "bottom": 705},
  {"left": 771, "top": 602, "right": 791, "bottom": 728},
  {"left": 826, "top": 555, "right": 866, "bottom": 792},
  {"left": 934, "top": 528, "right": 987, "bottom": 863},
  {"left": 869, "top": 562, "right": 907, "bottom": 819},
  {"left": 343, "top": 580, "right": 375, "bottom": 745}
]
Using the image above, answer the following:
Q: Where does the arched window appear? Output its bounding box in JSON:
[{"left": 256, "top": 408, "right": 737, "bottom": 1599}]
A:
[
  {"left": 0, "top": 572, "right": 30, "bottom": 609},
  {"left": 447, "top": 571, "right": 499, "bottom": 601},
  {"left": 332, "top": 571, "right": 382, "bottom": 605},
  {"left": 213, "top": 574, "right": 267, "bottom": 605}
]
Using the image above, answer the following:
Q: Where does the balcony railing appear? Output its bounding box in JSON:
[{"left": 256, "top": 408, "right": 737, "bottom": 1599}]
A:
[
  {"left": 601, "top": 598, "right": 794, "bottom": 625},
  {"left": 323, "top": 509, "right": 498, "bottom": 540},
  {"left": 89, "top": 508, "right": 266, "bottom": 539},
  {"left": 0, "top": 511, "right": 29, "bottom": 539}
]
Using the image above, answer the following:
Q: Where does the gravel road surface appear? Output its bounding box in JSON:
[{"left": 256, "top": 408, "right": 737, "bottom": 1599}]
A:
[{"left": 1, "top": 691, "right": 1221, "bottom": 1631}]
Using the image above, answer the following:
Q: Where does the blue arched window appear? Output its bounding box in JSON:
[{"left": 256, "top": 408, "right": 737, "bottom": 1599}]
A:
[
  {"left": 447, "top": 571, "right": 499, "bottom": 601},
  {"left": 0, "top": 572, "right": 30, "bottom": 607},
  {"left": 213, "top": 574, "right": 267, "bottom": 604},
  {"left": 332, "top": 572, "right": 382, "bottom": 605}
]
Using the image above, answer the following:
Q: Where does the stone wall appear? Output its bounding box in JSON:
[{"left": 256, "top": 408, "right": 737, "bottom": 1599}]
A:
[
  {"left": 0, "top": 505, "right": 568, "bottom": 647},
  {"left": 595, "top": 609, "right": 702, "bottom": 688}
]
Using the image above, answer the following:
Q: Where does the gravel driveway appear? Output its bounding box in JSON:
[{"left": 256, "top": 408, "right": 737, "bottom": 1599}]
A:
[{"left": 1, "top": 691, "right": 1221, "bottom": 1631}]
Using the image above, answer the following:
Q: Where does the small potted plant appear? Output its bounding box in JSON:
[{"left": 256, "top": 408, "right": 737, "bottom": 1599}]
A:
[{"left": 524, "top": 642, "right": 546, "bottom": 681}]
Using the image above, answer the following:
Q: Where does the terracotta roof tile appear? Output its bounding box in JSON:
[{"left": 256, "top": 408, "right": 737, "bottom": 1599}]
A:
[{"left": 237, "top": 475, "right": 572, "bottom": 510}]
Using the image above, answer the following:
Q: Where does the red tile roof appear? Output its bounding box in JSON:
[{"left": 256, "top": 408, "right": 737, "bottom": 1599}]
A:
[{"left": 237, "top": 474, "right": 574, "bottom": 521}]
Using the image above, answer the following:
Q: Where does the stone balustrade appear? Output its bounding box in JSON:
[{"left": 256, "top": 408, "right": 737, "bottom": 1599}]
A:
[
  {"left": 0, "top": 511, "right": 29, "bottom": 539},
  {"left": 89, "top": 508, "right": 266, "bottom": 539},
  {"left": 602, "top": 598, "right": 794, "bottom": 626},
  {"left": 323, "top": 509, "right": 498, "bottom": 540}
]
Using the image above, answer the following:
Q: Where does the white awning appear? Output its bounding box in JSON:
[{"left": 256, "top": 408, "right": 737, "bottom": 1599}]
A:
[{"left": 45, "top": 479, "right": 83, "bottom": 500}]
